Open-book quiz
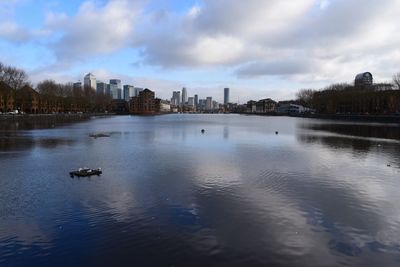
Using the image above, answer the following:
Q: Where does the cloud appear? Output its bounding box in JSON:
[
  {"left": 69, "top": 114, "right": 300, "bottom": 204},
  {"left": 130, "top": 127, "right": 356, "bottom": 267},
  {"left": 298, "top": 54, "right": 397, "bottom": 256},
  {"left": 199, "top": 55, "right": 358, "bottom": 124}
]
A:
[
  {"left": 0, "top": 21, "right": 32, "bottom": 42},
  {"left": 45, "top": 0, "right": 143, "bottom": 64},
  {"left": 133, "top": 0, "right": 400, "bottom": 82}
]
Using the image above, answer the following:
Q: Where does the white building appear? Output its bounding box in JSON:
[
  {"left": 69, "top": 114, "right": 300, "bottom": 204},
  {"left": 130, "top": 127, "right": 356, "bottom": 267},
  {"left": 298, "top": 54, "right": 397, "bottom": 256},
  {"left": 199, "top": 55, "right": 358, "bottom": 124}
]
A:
[{"left": 84, "top": 73, "right": 96, "bottom": 90}]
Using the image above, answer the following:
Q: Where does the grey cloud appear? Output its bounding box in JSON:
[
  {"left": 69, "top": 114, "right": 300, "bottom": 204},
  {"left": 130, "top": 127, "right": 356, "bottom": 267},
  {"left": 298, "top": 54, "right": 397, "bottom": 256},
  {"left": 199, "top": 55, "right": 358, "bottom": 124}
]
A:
[
  {"left": 0, "top": 21, "right": 33, "bottom": 43},
  {"left": 236, "top": 59, "right": 314, "bottom": 78},
  {"left": 133, "top": 0, "right": 400, "bottom": 81},
  {"left": 46, "top": 0, "right": 143, "bottom": 63}
]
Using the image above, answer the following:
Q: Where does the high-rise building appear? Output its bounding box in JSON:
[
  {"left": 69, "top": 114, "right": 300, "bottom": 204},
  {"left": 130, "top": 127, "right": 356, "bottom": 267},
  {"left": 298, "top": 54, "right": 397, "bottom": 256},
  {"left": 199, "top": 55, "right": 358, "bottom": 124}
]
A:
[
  {"left": 171, "top": 91, "right": 181, "bottom": 106},
  {"left": 182, "top": 87, "right": 187, "bottom": 105},
  {"left": 96, "top": 82, "right": 107, "bottom": 94},
  {"left": 188, "top": 97, "right": 194, "bottom": 107},
  {"left": 194, "top": 94, "right": 198, "bottom": 107},
  {"left": 123, "top": 85, "right": 134, "bottom": 101},
  {"left": 84, "top": 73, "right": 96, "bottom": 90},
  {"left": 110, "top": 83, "right": 118, "bottom": 99},
  {"left": 105, "top": 84, "right": 111, "bottom": 96},
  {"left": 135, "top": 87, "right": 143, "bottom": 97},
  {"left": 206, "top": 97, "right": 212, "bottom": 111},
  {"left": 224, "top": 87, "right": 230, "bottom": 105},
  {"left": 110, "top": 79, "right": 122, "bottom": 99},
  {"left": 73, "top": 82, "right": 82, "bottom": 90}
]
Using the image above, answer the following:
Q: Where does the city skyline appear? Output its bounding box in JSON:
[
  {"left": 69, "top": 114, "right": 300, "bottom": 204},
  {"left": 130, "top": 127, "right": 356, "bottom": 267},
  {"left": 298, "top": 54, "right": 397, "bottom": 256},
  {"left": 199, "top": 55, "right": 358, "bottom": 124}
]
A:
[{"left": 1, "top": 1, "right": 400, "bottom": 103}]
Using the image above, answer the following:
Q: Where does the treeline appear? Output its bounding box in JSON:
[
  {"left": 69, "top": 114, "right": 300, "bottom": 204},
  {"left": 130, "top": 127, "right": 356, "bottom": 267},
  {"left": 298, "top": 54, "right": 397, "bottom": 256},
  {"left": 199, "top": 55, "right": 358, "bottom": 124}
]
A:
[
  {"left": 36, "top": 80, "right": 112, "bottom": 112},
  {"left": 0, "top": 62, "right": 112, "bottom": 113},
  {"left": 297, "top": 75, "right": 400, "bottom": 115}
]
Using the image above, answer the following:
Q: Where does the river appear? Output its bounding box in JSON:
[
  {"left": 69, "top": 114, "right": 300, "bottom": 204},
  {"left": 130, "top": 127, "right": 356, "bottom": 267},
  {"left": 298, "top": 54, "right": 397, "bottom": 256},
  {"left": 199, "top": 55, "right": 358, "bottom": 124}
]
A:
[{"left": 1, "top": 114, "right": 399, "bottom": 266}]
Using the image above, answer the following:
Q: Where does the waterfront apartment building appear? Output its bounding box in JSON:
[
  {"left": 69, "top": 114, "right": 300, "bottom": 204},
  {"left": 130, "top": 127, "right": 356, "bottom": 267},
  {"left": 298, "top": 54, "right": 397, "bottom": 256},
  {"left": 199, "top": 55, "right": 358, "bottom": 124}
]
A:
[
  {"left": 84, "top": 73, "right": 96, "bottom": 90},
  {"left": 129, "top": 88, "right": 156, "bottom": 114},
  {"left": 224, "top": 88, "right": 230, "bottom": 105}
]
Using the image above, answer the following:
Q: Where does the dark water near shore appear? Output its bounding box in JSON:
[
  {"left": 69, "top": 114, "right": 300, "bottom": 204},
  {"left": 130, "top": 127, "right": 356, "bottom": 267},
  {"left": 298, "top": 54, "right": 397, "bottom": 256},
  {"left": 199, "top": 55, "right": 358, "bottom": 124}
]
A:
[{"left": 1, "top": 114, "right": 400, "bottom": 266}]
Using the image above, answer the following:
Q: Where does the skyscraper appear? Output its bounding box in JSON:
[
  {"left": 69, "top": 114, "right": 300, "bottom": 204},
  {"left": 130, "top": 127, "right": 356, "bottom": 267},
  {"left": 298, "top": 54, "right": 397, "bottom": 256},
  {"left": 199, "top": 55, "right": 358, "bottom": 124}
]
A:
[
  {"left": 123, "top": 85, "right": 134, "bottom": 101},
  {"left": 224, "top": 88, "right": 230, "bottom": 105},
  {"left": 110, "top": 79, "right": 122, "bottom": 99},
  {"left": 172, "top": 91, "right": 181, "bottom": 106},
  {"left": 188, "top": 97, "right": 194, "bottom": 107},
  {"left": 110, "top": 83, "right": 118, "bottom": 99},
  {"left": 84, "top": 73, "right": 96, "bottom": 90},
  {"left": 194, "top": 94, "right": 198, "bottom": 107},
  {"left": 135, "top": 87, "right": 143, "bottom": 97},
  {"left": 96, "top": 82, "right": 107, "bottom": 94},
  {"left": 206, "top": 97, "right": 212, "bottom": 111},
  {"left": 182, "top": 87, "right": 187, "bottom": 105}
]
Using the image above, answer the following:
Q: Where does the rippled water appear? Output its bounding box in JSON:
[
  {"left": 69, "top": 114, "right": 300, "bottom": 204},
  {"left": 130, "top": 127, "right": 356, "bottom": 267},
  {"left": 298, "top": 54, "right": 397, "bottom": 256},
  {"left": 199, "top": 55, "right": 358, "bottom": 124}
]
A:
[{"left": 1, "top": 114, "right": 400, "bottom": 266}]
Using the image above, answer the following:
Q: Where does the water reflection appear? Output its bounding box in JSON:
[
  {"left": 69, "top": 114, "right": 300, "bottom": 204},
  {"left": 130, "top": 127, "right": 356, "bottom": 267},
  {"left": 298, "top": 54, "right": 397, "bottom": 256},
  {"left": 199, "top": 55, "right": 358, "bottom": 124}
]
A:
[{"left": 1, "top": 115, "right": 400, "bottom": 266}]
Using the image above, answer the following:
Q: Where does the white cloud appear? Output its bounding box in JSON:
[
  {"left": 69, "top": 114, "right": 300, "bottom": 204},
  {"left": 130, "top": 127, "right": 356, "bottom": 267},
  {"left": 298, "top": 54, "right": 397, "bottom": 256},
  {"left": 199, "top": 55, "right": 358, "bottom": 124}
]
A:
[
  {"left": 45, "top": 0, "right": 143, "bottom": 63},
  {"left": 0, "top": 21, "right": 32, "bottom": 42}
]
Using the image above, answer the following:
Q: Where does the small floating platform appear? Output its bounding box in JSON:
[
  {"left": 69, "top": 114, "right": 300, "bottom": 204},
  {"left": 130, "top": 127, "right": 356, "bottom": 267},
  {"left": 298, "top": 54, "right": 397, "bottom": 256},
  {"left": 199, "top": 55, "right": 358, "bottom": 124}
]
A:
[
  {"left": 70, "top": 168, "right": 102, "bottom": 177},
  {"left": 89, "top": 133, "right": 110, "bottom": 138}
]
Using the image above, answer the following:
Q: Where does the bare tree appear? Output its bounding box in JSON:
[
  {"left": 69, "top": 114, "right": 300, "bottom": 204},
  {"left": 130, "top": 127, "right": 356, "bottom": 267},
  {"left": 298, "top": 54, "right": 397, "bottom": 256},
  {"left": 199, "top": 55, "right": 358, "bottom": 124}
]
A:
[
  {"left": 393, "top": 73, "right": 400, "bottom": 90},
  {"left": 296, "top": 89, "right": 315, "bottom": 107},
  {"left": 0, "top": 62, "right": 29, "bottom": 90},
  {"left": 37, "top": 80, "right": 58, "bottom": 96}
]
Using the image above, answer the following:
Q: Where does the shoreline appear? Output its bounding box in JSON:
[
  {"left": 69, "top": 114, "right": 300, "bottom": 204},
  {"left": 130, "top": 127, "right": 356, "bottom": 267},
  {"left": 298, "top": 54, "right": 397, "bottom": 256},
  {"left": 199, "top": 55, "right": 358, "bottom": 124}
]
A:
[{"left": 237, "top": 112, "right": 400, "bottom": 123}]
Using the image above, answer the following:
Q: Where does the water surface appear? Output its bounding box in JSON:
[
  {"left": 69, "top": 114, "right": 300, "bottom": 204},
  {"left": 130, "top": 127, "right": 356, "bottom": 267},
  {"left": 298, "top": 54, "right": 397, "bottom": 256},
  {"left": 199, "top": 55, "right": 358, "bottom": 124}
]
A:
[{"left": 1, "top": 114, "right": 399, "bottom": 266}]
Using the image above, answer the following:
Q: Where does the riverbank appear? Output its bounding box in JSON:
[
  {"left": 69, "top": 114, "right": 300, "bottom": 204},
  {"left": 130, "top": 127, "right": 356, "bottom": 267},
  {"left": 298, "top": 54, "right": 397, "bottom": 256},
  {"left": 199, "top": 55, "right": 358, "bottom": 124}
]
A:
[
  {"left": 238, "top": 112, "right": 400, "bottom": 123},
  {"left": 0, "top": 113, "right": 115, "bottom": 130}
]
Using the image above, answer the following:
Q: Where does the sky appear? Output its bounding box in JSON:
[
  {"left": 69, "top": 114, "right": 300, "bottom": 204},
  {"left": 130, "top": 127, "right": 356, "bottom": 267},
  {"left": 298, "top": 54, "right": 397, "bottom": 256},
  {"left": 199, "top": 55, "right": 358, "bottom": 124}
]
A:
[{"left": 0, "top": 0, "right": 399, "bottom": 102}]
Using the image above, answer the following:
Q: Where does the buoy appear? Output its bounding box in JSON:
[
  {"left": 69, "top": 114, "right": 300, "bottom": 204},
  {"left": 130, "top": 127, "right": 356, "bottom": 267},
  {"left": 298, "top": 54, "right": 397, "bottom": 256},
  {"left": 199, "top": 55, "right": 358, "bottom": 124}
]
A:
[{"left": 201, "top": 129, "right": 205, "bottom": 133}]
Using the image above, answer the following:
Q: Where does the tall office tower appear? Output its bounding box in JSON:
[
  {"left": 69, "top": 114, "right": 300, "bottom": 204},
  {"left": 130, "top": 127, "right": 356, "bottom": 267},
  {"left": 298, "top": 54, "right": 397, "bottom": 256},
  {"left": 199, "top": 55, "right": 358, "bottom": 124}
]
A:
[
  {"left": 110, "top": 79, "right": 122, "bottom": 99},
  {"left": 73, "top": 82, "right": 82, "bottom": 90},
  {"left": 96, "top": 82, "right": 107, "bottom": 94},
  {"left": 105, "top": 84, "right": 111, "bottom": 96},
  {"left": 224, "top": 87, "right": 230, "bottom": 105},
  {"left": 194, "top": 94, "right": 198, "bottom": 107},
  {"left": 135, "top": 87, "right": 144, "bottom": 97},
  {"left": 182, "top": 87, "right": 187, "bottom": 105},
  {"left": 213, "top": 100, "right": 219, "bottom": 110},
  {"left": 110, "top": 83, "right": 118, "bottom": 99},
  {"left": 188, "top": 97, "right": 194, "bottom": 107},
  {"left": 206, "top": 97, "right": 212, "bottom": 111},
  {"left": 172, "top": 91, "right": 181, "bottom": 106},
  {"left": 84, "top": 73, "right": 96, "bottom": 90},
  {"left": 123, "top": 85, "right": 134, "bottom": 101}
]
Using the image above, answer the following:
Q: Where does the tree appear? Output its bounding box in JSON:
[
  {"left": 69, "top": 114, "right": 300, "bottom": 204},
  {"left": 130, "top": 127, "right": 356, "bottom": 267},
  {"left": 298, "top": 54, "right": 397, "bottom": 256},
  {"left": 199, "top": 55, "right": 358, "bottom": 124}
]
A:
[
  {"left": 0, "top": 62, "right": 28, "bottom": 90},
  {"left": 296, "top": 89, "right": 315, "bottom": 107},
  {"left": 393, "top": 72, "right": 400, "bottom": 90}
]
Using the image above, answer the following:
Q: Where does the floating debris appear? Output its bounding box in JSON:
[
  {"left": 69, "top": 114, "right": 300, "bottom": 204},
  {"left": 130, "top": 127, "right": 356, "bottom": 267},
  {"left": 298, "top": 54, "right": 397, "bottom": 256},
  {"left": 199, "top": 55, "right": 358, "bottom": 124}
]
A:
[
  {"left": 70, "top": 167, "right": 102, "bottom": 177},
  {"left": 89, "top": 133, "right": 110, "bottom": 138}
]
